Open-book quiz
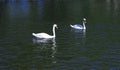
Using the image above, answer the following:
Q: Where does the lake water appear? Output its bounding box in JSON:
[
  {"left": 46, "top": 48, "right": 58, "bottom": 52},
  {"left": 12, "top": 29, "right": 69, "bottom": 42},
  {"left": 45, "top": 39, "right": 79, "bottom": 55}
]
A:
[{"left": 0, "top": 0, "right": 120, "bottom": 70}]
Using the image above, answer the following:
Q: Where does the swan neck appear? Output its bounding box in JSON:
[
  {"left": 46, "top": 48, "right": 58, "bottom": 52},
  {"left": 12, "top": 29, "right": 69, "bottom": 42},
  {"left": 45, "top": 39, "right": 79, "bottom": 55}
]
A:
[
  {"left": 53, "top": 25, "right": 56, "bottom": 37},
  {"left": 83, "top": 21, "right": 86, "bottom": 29}
]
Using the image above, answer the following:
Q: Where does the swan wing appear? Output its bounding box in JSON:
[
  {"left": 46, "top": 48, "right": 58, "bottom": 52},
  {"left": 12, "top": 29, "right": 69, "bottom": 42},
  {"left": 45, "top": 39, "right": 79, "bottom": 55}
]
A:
[
  {"left": 34, "top": 33, "right": 52, "bottom": 38},
  {"left": 74, "top": 24, "right": 82, "bottom": 27},
  {"left": 71, "top": 24, "right": 83, "bottom": 29}
]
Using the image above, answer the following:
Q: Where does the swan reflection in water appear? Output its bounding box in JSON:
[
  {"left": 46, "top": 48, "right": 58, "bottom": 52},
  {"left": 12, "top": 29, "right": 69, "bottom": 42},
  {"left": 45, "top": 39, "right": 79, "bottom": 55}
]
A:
[
  {"left": 33, "top": 37, "right": 55, "bottom": 44},
  {"left": 71, "top": 28, "right": 86, "bottom": 35},
  {"left": 70, "top": 29, "right": 86, "bottom": 46},
  {"left": 32, "top": 37, "right": 57, "bottom": 63}
]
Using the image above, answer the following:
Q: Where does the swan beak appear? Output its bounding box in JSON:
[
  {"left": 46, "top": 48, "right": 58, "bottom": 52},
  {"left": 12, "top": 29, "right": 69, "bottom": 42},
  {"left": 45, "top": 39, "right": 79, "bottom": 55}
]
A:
[{"left": 56, "top": 26, "right": 58, "bottom": 29}]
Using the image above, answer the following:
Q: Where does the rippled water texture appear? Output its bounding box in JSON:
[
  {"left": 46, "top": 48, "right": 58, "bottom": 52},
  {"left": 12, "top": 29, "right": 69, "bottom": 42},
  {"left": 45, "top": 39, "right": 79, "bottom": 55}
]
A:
[{"left": 0, "top": 0, "right": 120, "bottom": 70}]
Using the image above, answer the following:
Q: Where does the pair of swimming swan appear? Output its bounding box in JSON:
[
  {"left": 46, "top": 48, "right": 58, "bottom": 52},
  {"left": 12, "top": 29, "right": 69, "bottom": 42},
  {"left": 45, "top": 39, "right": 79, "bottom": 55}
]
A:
[{"left": 32, "top": 18, "right": 86, "bottom": 39}]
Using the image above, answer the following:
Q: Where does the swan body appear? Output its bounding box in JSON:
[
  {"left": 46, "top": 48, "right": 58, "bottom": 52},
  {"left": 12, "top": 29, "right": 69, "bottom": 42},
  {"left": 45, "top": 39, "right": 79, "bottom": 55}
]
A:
[
  {"left": 32, "top": 24, "right": 58, "bottom": 39},
  {"left": 70, "top": 24, "right": 84, "bottom": 29},
  {"left": 70, "top": 18, "right": 86, "bottom": 29},
  {"left": 32, "top": 33, "right": 54, "bottom": 38}
]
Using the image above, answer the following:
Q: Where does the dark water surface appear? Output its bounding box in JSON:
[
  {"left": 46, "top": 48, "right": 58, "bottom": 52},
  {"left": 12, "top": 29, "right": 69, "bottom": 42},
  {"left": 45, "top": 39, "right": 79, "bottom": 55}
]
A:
[{"left": 0, "top": 0, "right": 120, "bottom": 70}]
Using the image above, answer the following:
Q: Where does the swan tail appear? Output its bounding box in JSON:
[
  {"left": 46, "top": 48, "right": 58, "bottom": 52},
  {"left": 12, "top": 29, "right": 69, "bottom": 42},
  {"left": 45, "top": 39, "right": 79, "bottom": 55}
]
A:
[
  {"left": 70, "top": 24, "right": 73, "bottom": 27},
  {"left": 32, "top": 33, "right": 36, "bottom": 36}
]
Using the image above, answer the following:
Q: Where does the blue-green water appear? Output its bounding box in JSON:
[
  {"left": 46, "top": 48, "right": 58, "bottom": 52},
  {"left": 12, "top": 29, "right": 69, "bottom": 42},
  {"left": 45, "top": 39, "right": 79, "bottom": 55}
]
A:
[{"left": 0, "top": 0, "right": 120, "bottom": 70}]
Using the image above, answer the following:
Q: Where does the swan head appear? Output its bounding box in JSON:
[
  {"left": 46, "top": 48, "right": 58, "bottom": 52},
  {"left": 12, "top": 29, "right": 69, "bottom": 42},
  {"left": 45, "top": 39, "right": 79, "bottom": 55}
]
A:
[
  {"left": 83, "top": 18, "right": 86, "bottom": 24},
  {"left": 53, "top": 24, "right": 58, "bottom": 29}
]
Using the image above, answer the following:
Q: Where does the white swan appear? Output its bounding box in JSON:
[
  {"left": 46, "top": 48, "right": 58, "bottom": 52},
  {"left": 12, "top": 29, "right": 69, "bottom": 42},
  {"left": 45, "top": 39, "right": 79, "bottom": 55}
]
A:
[
  {"left": 32, "top": 24, "right": 58, "bottom": 39},
  {"left": 70, "top": 18, "right": 86, "bottom": 29}
]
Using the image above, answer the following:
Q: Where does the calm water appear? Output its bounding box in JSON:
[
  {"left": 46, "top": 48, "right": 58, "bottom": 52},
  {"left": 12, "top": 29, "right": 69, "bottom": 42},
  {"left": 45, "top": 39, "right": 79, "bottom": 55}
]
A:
[{"left": 0, "top": 0, "right": 120, "bottom": 70}]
